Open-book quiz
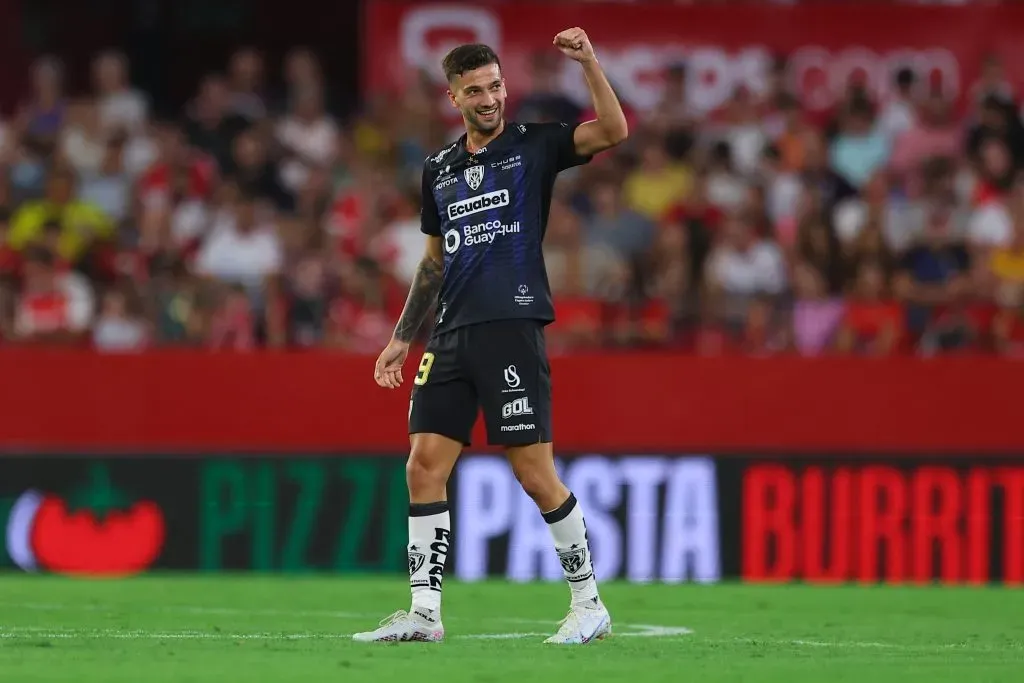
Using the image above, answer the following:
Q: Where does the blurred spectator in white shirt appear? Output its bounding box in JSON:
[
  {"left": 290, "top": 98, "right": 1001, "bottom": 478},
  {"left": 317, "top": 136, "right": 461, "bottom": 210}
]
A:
[
  {"left": 92, "top": 51, "right": 148, "bottom": 136},
  {"left": 78, "top": 135, "right": 132, "bottom": 223},
  {"left": 93, "top": 287, "right": 149, "bottom": 352},
  {"left": 878, "top": 68, "right": 918, "bottom": 142},
  {"left": 276, "top": 87, "right": 338, "bottom": 196},
  {"left": 720, "top": 88, "right": 768, "bottom": 177},
  {"left": 196, "top": 192, "right": 283, "bottom": 290},
  {"left": 706, "top": 215, "right": 786, "bottom": 325}
]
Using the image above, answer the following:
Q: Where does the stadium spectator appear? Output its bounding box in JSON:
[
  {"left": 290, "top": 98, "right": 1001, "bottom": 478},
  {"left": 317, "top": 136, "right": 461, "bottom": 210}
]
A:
[
  {"left": 0, "top": 27, "right": 1020, "bottom": 358},
  {"left": 837, "top": 259, "right": 903, "bottom": 355},
  {"left": 829, "top": 97, "right": 891, "bottom": 189},
  {"left": 92, "top": 285, "right": 148, "bottom": 352},
  {"left": 226, "top": 48, "right": 268, "bottom": 122},
  {"left": 9, "top": 168, "right": 113, "bottom": 264},
  {"left": 623, "top": 139, "right": 693, "bottom": 220}
]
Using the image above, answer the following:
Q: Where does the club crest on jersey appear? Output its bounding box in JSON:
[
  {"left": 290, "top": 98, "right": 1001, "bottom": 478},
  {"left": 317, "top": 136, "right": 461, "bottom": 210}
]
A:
[
  {"left": 464, "top": 164, "right": 485, "bottom": 191},
  {"left": 558, "top": 546, "right": 587, "bottom": 574}
]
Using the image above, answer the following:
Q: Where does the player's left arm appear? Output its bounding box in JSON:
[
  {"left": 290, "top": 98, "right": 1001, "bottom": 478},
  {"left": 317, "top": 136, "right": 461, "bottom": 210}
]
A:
[{"left": 554, "top": 27, "right": 628, "bottom": 157}]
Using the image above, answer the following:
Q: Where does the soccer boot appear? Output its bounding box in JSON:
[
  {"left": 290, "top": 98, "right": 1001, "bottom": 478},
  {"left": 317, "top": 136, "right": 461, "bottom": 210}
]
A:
[
  {"left": 544, "top": 600, "right": 612, "bottom": 644},
  {"left": 351, "top": 609, "right": 444, "bottom": 643}
]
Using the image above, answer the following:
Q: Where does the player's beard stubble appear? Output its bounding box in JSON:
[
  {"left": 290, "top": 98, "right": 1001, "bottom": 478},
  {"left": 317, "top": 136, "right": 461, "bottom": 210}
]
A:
[{"left": 464, "top": 100, "right": 504, "bottom": 135}]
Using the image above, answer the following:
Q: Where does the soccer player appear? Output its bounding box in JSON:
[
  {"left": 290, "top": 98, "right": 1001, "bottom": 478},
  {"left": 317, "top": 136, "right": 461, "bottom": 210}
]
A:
[{"left": 354, "top": 27, "right": 628, "bottom": 645}]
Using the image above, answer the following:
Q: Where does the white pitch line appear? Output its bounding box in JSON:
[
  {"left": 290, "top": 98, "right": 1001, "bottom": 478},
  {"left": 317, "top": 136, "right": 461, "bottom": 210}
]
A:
[
  {"left": 0, "top": 626, "right": 692, "bottom": 641},
  {"left": 0, "top": 602, "right": 371, "bottom": 620},
  {"left": 0, "top": 628, "right": 1018, "bottom": 652}
]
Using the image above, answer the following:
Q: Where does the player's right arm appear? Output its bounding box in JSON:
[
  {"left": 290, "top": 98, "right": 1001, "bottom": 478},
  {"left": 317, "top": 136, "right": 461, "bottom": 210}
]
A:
[{"left": 374, "top": 162, "right": 446, "bottom": 389}]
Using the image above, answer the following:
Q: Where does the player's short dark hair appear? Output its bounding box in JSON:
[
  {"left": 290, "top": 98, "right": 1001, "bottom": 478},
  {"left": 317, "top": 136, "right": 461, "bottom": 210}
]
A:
[{"left": 442, "top": 44, "right": 501, "bottom": 83}]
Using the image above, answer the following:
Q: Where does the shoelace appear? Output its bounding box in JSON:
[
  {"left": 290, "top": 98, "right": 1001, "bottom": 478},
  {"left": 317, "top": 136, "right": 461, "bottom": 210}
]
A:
[
  {"left": 378, "top": 610, "right": 410, "bottom": 628},
  {"left": 554, "top": 609, "right": 582, "bottom": 637}
]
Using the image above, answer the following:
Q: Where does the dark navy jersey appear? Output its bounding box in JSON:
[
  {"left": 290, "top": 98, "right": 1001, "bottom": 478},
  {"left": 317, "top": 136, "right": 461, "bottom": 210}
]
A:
[{"left": 420, "top": 121, "right": 591, "bottom": 335}]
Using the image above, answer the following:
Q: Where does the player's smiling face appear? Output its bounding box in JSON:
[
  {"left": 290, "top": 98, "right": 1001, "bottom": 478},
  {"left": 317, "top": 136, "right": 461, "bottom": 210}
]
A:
[{"left": 448, "top": 63, "right": 506, "bottom": 134}]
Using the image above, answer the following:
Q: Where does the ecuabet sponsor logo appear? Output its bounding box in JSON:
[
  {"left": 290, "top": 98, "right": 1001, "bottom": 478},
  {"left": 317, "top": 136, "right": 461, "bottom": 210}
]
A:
[{"left": 446, "top": 190, "right": 510, "bottom": 220}]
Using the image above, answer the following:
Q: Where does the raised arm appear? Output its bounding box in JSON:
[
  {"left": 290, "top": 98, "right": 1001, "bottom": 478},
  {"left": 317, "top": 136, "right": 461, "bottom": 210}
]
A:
[{"left": 553, "top": 27, "right": 629, "bottom": 157}]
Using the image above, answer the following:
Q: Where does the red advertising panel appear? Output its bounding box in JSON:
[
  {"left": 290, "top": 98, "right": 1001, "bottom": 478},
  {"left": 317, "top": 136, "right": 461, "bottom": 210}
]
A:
[
  {"left": 0, "top": 350, "right": 1022, "bottom": 454},
  {"left": 363, "top": 2, "right": 1024, "bottom": 118},
  {"left": 739, "top": 460, "right": 1024, "bottom": 586}
]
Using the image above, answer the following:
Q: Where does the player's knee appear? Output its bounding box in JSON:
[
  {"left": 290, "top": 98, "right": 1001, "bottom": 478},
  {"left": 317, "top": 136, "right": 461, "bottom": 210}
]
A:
[
  {"left": 406, "top": 448, "right": 449, "bottom": 500},
  {"left": 512, "top": 463, "right": 566, "bottom": 510}
]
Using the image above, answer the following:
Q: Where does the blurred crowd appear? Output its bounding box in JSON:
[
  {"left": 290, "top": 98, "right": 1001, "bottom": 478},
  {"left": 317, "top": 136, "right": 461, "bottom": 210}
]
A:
[{"left": 2, "top": 36, "right": 1024, "bottom": 356}]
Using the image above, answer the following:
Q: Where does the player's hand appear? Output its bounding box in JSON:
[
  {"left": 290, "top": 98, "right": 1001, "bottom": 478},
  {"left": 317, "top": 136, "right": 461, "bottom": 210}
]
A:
[
  {"left": 374, "top": 338, "right": 410, "bottom": 389},
  {"left": 553, "top": 27, "right": 596, "bottom": 63}
]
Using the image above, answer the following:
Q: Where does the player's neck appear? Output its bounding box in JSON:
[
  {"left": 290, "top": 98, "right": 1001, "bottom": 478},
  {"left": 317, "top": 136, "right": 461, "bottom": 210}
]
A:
[{"left": 465, "top": 120, "right": 504, "bottom": 154}]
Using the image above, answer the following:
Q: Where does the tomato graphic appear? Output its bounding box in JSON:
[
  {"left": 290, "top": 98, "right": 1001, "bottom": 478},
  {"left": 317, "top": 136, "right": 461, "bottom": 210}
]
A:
[
  {"left": 5, "top": 465, "right": 166, "bottom": 576},
  {"left": 29, "top": 495, "right": 165, "bottom": 576}
]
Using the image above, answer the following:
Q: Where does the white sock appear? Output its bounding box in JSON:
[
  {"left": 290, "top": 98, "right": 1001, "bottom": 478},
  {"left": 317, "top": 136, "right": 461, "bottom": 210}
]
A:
[
  {"left": 408, "top": 501, "right": 450, "bottom": 621},
  {"left": 543, "top": 493, "right": 600, "bottom": 607}
]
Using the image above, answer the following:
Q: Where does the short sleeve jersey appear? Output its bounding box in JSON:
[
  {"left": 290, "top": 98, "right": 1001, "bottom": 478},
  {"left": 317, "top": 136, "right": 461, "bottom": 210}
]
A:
[{"left": 420, "top": 121, "right": 591, "bottom": 335}]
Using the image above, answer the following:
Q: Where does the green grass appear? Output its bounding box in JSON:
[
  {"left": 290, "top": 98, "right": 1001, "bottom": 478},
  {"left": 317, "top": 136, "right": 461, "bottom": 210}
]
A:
[{"left": 0, "top": 576, "right": 1022, "bottom": 682}]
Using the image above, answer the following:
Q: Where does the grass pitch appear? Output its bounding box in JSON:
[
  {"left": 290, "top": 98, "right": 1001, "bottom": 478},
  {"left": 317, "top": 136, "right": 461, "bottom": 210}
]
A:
[{"left": 0, "top": 576, "right": 1021, "bottom": 682}]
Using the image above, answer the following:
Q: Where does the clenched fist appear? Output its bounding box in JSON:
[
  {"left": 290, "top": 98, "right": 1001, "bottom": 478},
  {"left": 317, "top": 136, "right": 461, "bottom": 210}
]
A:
[{"left": 553, "top": 27, "right": 596, "bottom": 63}]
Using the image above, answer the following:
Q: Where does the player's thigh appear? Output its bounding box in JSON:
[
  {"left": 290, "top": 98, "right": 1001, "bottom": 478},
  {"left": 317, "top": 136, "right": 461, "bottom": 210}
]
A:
[
  {"left": 408, "top": 337, "right": 478, "bottom": 452},
  {"left": 470, "top": 320, "right": 553, "bottom": 447}
]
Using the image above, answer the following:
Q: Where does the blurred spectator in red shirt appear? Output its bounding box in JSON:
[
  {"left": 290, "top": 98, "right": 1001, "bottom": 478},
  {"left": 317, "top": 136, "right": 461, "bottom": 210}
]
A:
[
  {"left": 329, "top": 257, "right": 401, "bottom": 354},
  {"left": 992, "top": 282, "right": 1024, "bottom": 357},
  {"left": 13, "top": 245, "right": 93, "bottom": 346},
  {"left": 208, "top": 283, "right": 255, "bottom": 351},
  {"left": 837, "top": 259, "right": 903, "bottom": 356}
]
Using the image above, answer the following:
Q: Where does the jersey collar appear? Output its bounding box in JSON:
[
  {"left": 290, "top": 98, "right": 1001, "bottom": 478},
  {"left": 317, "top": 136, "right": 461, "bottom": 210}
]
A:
[{"left": 456, "top": 120, "right": 517, "bottom": 163}]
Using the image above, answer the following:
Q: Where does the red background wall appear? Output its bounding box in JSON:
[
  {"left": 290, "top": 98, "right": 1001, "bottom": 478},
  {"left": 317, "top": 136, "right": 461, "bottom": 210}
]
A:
[{"left": 1, "top": 351, "right": 1019, "bottom": 454}]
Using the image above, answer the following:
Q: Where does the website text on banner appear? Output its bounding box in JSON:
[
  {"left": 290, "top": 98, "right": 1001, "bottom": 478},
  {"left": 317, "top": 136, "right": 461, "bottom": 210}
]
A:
[
  {"left": 1, "top": 351, "right": 1023, "bottom": 454},
  {"left": 364, "top": 2, "right": 1024, "bottom": 118}
]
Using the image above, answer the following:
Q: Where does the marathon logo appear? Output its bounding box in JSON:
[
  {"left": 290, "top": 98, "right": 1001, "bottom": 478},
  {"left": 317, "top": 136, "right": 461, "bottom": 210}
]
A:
[
  {"left": 447, "top": 190, "right": 510, "bottom": 220},
  {"left": 500, "top": 423, "right": 536, "bottom": 432}
]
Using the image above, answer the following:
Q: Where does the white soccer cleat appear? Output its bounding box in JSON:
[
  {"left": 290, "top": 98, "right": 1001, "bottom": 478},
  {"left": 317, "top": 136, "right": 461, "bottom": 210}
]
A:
[
  {"left": 544, "top": 601, "right": 612, "bottom": 644},
  {"left": 351, "top": 609, "right": 444, "bottom": 643}
]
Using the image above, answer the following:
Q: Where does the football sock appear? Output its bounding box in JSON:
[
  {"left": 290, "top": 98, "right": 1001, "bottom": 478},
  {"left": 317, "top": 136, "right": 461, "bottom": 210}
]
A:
[
  {"left": 408, "top": 501, "right": 450, "bottom": 621},
  {"left": 543, "top": 492, "right": 600, "bottom": 606}
]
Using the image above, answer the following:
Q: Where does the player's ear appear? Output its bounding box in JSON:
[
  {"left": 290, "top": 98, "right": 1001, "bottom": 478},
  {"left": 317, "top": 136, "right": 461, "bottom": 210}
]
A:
[{"left": 446, "top": 89, "right": 458, "bottom": 109}]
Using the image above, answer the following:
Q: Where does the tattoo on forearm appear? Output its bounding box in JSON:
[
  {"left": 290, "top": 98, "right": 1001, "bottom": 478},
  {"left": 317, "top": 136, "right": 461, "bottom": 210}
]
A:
[{"left": 394, "top": 256, "right": 444, "bottom": 343}]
